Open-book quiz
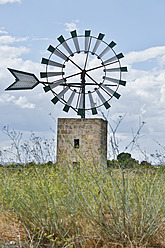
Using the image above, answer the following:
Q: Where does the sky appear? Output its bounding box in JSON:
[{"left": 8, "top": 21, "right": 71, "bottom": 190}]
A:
[{"left": 0, "top": 0, "right": 165, "bottom": 163}]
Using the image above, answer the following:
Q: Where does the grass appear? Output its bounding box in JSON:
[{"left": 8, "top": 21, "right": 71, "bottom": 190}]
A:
[{"left": 0, "top": 163, "right": 165, "bottom": 247}]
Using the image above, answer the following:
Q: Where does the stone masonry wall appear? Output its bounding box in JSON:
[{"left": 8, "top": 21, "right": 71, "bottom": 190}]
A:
[{"left": 57, "top": 118, "right": 107, "bottom": 167}]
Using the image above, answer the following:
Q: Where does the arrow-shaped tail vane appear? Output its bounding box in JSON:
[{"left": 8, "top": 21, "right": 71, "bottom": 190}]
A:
[{"left": 6, "top": 68, "right": 40, "bottom": 91}]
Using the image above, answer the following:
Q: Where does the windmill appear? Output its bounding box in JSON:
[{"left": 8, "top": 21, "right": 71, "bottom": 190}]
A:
[{"left": 6, "top": 30, "right": 127, "bottom": 167}]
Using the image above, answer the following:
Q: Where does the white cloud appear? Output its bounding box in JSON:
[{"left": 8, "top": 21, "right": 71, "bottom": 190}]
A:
[
  {"left": 0, "top": 0, "right": 21, "bottom": 4},
  {"left": 102, "top": 45, "right": 165, "bottom": 159},
  {"left": 64, "top": 20, "right": 80, "bottom": 32},
  {"left": 124, "top": 46, "right": 165, "bottom": 64},
  {"left": 0, "top": 45, "right": 29, "bottom": 59},
  {"left": 32, "top": 37, "right": 49, "bottom": 41},
  {"left": 0, "top": 29, "right": 8, "bottom": 34},
  {"left": 0, "top": 35, "right": 28, "bottom": 45},
  {"left": 0, "top": 32, "right": 43, "bottom": 106},
  {"left": 0, "top": 42, "right": 43, "bottom": 83},
  {"left": 14, "top": 96, "right": 35, "bottom": 109},
  {"left": 0, "top": 93, "right": 35, "bottom": 109},
  {"left": 0, "top": 93, "right": 15, "bottom": 103},
  {"left": 0, "top": 44, "right": 30, "bottom": 82}
]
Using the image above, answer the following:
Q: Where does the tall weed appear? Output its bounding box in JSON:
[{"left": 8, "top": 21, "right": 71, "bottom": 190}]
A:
[{"left": 0, "top": 165, "right": 165, "bottom": 247}]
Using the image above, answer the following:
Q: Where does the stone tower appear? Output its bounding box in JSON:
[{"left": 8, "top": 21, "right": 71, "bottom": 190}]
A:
[{"left": 56, "top": 118, "right": 107, "bottom": 168}]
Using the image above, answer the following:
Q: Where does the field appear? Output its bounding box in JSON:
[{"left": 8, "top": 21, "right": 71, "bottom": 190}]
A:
[{"left": 0, "top": 163, "right": 165, "bottom": 248}]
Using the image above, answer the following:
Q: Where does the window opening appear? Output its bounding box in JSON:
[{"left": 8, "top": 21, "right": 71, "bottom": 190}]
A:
[
  {"left": 74, "top": 139, "right": 79, "bottom": 148},
  {"left": 72, "top": 162, "right": 80, "bottom": 170}
]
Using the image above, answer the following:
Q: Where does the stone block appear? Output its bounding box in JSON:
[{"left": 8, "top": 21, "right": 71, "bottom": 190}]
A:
[{"left": 57, "top": 118, "right": 107, "bottom": 167}]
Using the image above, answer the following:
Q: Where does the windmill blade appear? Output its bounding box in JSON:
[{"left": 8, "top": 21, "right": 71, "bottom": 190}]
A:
[
  {"left": 101, "top": 84, "right": 121, "bottom": 99},
  {"left": 70, "top": 30, "right": 80, "bottom": 53},
  {"left": 103, "top": 76, "right": 126, "bottom": 86},
  {"left": 63, "top": 89, "right": 76, "bottom": 112},
  {"left": 57, "top": 35, "right": 73, "bottom": 56},
  {"left": 95, "top": 88, "right": 111, "bottom": 109},
  {"left": 91, "top": 33, "right": 105, "bottom": 55},
  {"left": 41, "top": 58, "right": 65, "bottom": 68},
  {"left": 6, "top": 68, "right": 40, "bottom": 90},
  {"left": 102, "top": 53, "right": 124, "bottom": 65},
  {"left": 85, "top": 30, "right": 91, "bottom": 53},
  {"left": 40, "top": 71, "right": 64, "bottom": 78},
  {"left": 98, "top": 41, "right": 116, "bottom": 58},
  {"left": 48, "top": 45, "right": 68, "bottom": 60},
  {"left": 77, "top": 92, "right": 84, "bottom": 116},
  {"left": 51, "top": 86, "right": 69, "bottom": 105},
  {"left": 104, "top": 66, "right": 127, "bottom": 72},
  {"left": 88, "top": 91, "right": 97, "bottom": 115},
  {"left": 43, "top": 79, "right": 66, "bottom": 92}
]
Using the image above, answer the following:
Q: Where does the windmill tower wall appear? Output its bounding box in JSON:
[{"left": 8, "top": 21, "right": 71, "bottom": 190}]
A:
[{"left": 56, "top": 118, "right": 107, "bottom": 167}]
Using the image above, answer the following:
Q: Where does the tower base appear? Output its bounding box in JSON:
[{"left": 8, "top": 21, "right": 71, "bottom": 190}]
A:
[{"left": 56, "top": 118, "right": 107, "bottom": 168}]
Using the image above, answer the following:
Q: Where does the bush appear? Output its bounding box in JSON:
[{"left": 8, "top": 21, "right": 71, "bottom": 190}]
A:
[
  {"left": 140, "top": 160, "right": 152, "bottom": 168},
  {"left": 116, "top": 152, "right": 139, "bottom": 169}
]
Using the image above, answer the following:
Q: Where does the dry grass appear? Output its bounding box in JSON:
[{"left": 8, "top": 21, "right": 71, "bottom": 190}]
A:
[
  {"left": 0, "top": 214, "right": 165, "bottom": 247},
  {"left": 0, "top": 211, "right": 25, "bottom": 244},
  {"left": 0, "top": 166, "right": 165, "bottom": 248}
]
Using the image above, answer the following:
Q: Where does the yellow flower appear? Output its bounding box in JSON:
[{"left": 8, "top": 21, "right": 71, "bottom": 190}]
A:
[{"left": 47, "top": 234, "right": 53, "bottom": 238}]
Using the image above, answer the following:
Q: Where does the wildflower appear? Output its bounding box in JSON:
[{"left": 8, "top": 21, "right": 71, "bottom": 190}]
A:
[{"left": 47, "top": 234, "right": 54, "bottom": 238}]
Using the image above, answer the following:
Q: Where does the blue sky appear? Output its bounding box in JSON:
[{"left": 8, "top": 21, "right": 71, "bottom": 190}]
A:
[{"left": 0, "top": 0, "right": 165, "bottom": 163}]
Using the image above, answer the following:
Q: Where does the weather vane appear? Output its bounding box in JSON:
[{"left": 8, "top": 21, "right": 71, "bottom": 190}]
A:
[{"left": 6, "top": 30, "right": 127, "bottom": 118}]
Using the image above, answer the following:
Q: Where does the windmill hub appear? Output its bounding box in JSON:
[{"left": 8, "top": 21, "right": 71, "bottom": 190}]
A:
[{"left": 62, "top": 52, "right": 104, "bottom": 97}]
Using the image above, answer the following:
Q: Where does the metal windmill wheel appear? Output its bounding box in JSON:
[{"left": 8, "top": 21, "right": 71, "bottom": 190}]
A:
[{"left": 6, "top": 30, "right": 127, "bottom": 118}]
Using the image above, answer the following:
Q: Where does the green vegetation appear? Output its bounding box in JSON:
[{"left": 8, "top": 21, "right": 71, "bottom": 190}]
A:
[
  {"left": 107, "top": 152, "right": 153, "bottom": 169},
  {"left": 0, "top": 161, "right": 165, "bottom": 247},
  {"left": 0, "top": 126, "right": 165, "bottom": 247}
]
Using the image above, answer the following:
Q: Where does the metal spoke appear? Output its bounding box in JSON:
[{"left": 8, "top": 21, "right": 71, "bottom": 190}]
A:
[
  {"left": 98, "top": 41, "right": 116, "bottom": 58},
  {"left": 70, "top": 30, "right": 80, "bottom": 53},
  {"left": 51, "top": 86, "right": 70, "bottom": 105},
  {"left": 85, "top": 60, "right": 118, "bottom": 74},
  {"left": 102, "top": 53, "right": 124, "bottom": 65},
  {"left": 63, "top": 89, "right": 76, "bottom": 112},
  {"left": 88, "top": 91, "right": 97, "bottom": 115},
  {"left": 103, "top": 76, "right": 126, "bottom": 86},
  {"left": 91, "top": 33, "right": 105, "bottom": 54},
  {"left": 57, "top": 35, "right": 73, "bottom": 56},
  {"left": 95, "top": 89, "right": 111, "bottom": 109},
  {"left": 43, "top": 79, "right": 66, "bottom": 92},
  {"left": 56, "top": 47, "right": 83, "bottom": 71},
  {"left": 104, "top": 67, "right": 127, "bottom": 72},
  {"left": 40, "top": 72, "right": 64, "bottom": 78},
  {"left": 84, "top": 36, "right": 92, "bottom": 70},
  {"left": 41, "top": 58, "right": 65, "bottom": 68},
  {"left": 85, "top": 72, "right": 113, "bottom": 98},
  {"left": 101, "top": 84, "right": 120, "bottom": 99},
  {"left": 45, "top": 71, "right": 82, "bottom": 85},
  {"left": 85, "top": 30, "right": 91, "bottom": 53},
  {"left": 48, "top": 45, "right": 68, "bottom": 60}
]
